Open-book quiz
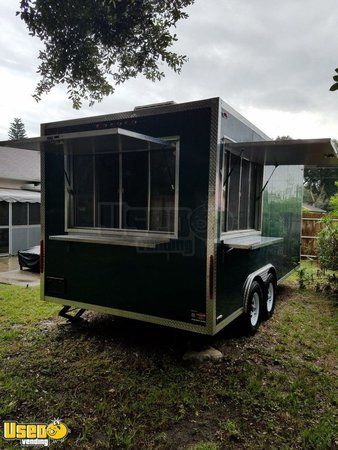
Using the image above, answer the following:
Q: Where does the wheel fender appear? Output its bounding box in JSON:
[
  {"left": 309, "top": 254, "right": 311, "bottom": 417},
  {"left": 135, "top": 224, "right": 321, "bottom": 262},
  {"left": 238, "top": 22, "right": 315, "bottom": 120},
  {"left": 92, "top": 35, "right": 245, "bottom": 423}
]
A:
[{"left": 242, "top": 264, "right": 276, "bottom": 313}]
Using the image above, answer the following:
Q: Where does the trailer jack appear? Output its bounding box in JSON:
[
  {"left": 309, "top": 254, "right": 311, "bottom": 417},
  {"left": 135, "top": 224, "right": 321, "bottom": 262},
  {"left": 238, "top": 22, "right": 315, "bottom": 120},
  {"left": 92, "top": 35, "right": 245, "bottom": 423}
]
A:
[{"left": 59, "top": 305, "right": 86, "bottom": 322}]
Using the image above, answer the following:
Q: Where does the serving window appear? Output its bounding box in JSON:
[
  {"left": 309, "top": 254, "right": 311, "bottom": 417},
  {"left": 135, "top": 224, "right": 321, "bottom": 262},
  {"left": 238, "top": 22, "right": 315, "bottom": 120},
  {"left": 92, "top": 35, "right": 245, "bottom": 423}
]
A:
[
  {"left": 65, "top": 130, "right": 178, "bottom": 236},
  {"left": 222, "top": 151, "right": 263, "bottom": 233}
]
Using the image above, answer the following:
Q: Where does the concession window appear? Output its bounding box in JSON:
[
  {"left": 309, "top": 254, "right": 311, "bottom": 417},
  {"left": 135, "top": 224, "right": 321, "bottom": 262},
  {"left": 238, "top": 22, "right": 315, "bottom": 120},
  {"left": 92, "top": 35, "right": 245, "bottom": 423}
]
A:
[
  {"left": 221, "top": 138, "right": 337, "bottom": 250},
  {"left": 51, "top": 128, "right": 177, "bottom": 247}
]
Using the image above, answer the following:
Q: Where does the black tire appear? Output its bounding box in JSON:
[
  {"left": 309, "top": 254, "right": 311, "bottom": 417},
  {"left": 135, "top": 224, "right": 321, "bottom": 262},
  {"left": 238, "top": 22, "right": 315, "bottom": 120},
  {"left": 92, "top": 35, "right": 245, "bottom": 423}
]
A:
[
  {"left": 242, "top": 280, "right": 263, "bottom": 335},
  {"left": 261, "top": 273, "right": 277, "bottom": 321}
]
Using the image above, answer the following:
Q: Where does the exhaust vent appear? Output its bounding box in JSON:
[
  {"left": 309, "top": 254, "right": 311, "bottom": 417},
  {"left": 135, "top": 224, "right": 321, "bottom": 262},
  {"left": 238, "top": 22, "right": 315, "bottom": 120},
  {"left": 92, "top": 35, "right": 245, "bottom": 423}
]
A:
[{"left": 134, "top": 101, "right": 176, "bottom": 111}]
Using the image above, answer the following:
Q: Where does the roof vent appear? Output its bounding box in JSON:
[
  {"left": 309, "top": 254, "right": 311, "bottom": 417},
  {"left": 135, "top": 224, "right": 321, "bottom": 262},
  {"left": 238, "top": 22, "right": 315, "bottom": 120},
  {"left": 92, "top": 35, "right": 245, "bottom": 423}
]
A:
[{"left": 134, "top": 101, "right": 176, "bottom": 111}]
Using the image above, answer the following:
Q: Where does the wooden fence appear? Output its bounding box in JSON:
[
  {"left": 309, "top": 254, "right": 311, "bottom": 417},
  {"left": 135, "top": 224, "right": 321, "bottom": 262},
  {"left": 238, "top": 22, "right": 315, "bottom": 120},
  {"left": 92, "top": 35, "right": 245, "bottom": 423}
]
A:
[{"left": 301, "top": 212, "right": 338, "bottom": 258}]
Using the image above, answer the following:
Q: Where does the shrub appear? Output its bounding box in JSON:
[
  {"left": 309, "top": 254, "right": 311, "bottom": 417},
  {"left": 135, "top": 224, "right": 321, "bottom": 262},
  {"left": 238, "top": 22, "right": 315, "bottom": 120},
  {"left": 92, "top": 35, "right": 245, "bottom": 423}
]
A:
[{"left": 317, "top": 216, "right": 338, "bottom": 271}]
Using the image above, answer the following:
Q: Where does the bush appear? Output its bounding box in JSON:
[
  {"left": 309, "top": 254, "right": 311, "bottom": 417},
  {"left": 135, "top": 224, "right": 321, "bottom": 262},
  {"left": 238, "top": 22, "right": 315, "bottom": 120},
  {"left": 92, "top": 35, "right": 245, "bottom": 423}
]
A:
[
  {"left": 317, "top": 216, "right": 338, "bottom": 271},
  {"left": 296, "top": 265, "right": 337, "bottom": 294}
]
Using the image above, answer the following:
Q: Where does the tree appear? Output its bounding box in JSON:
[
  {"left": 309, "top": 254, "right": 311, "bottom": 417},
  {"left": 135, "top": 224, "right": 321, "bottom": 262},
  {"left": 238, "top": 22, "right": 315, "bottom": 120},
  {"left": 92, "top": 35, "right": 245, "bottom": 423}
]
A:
[
  {"left": 18, "top": 0, "right": 195, "bottom": 109},
  {"left": 303, "top": 168, "right": 338, "bottom": 210},
  {"left": 329, "top": 182, "right": 338, "bottom": 214},
  {"left": 276, "top": 135, "right": 292, "bottom": 141},
  {"left": 330, "top": 68, "right": 338, "bottom": 91},
  {"left": 8, "top": 118, "right": 27, "bottom": 140}
]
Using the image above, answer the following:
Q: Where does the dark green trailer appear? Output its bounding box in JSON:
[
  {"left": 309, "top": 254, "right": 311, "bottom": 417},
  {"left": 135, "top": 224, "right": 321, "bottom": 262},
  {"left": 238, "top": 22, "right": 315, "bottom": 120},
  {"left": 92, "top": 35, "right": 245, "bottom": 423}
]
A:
[{"left": 2, "top": 98, "right": 337, "bottom": 335}]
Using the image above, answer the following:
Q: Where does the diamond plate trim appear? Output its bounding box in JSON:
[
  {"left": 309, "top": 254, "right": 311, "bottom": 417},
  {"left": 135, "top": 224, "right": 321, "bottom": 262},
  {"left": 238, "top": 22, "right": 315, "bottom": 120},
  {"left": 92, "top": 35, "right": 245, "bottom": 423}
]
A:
[
  {"left": 40, "top": 123, "right": 46, "bottom": 299},
  {"left": 45, "top": 296, "right": 209, "bottom": 334},
  {"left": 205, "top": 98, "right": 221, "bottom": 333}
]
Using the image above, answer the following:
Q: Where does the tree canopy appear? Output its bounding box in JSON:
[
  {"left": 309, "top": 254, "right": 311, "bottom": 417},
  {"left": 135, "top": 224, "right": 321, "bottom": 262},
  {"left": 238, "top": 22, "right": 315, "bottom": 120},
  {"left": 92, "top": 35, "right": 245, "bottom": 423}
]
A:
[
  {"left": 8, "top": 118, "right": 27, "bottom": 140},
  {"left": 19, "top": 0, "right": 195, "bottom": 109},
  {"left": 330, "top": 68, "right": 338, "bottom": 91}
]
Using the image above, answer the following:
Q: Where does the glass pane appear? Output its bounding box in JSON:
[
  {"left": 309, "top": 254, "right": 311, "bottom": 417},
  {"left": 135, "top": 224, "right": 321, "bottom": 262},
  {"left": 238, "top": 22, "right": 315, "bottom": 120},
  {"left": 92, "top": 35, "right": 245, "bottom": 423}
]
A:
[
  {"left": 29, "top": 203, "right": 40, "bottom": 225},
  {"left": 239, "top": 159, "right": 250, "bottom": 229},
  {"left": 73, "top": 154, "right": 94, "bottom": 227},
  {"left": 227, "top": 154, "right": 241, "bottom": 231},
  {"left": 249, "top": 163, "right": 263, "bottom": 229},
  {"left": 150, "top": 149, "right": 175, "bottom": 232},
  {"left": 12, "top": 203, "right": 28, "bottom": 225},
  {"left": 95, "top": 153, "right": 119, "bottom": 228},
  {"left": 0, "top": 228, "right": 9, "bottom": 254},
  {"left": 0, "top": 202, "right": 9, "bottom": 226},
  {"left": 122, "top": 152, "right": 148, "bottom": 230}
]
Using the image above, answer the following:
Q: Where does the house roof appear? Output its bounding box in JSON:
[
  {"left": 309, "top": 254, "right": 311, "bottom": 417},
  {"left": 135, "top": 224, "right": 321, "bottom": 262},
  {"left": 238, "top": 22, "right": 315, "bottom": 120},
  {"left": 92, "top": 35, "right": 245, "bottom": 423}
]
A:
[
  {"left": 0, "top": 188, "right": 40, "bottom": 203},
  {"left": 302, "top": 203, "right": 326, "bottom": 213},
  {"left": 0, "top": 147, "right": 40, "bottom": 182}
]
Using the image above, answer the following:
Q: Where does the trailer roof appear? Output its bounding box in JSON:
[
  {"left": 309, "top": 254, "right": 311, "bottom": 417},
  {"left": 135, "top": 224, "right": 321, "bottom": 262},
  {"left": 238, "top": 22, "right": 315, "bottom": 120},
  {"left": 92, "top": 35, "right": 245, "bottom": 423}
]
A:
[{"left": 226, "top": 138, "right": 338, "bottom": 167}]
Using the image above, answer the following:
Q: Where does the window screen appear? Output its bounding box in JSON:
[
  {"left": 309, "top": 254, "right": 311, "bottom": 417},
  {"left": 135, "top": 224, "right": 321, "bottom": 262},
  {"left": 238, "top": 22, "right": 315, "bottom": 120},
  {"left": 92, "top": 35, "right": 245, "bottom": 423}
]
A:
[
  {"left": 227, "top": 154, "right": 241, "bottom": 231},
  {"left": 0, "top": 202, "right": 9, "bottom": 226},
  {"left": 122, "top": 151, "right": 148, "bottom": 230},
  {"left": 73, "top": 154, "right": 94, "bottom": 227},
  {"left": 12, "top": 203, "right": 28, "bottom": 226},
  {"left": 68, "top": 136, "right": 177, "bottom": 233},
  {"left": 95, "top": 153, "right": 119, "bottom": 228},
  {"left": 150, "top": 149, "right": 175, "bottom": 232},
  {"left": 239, "top": 159, "right": 250, "bottom": 229},
  {"left": 224, "top": 152, "right": 263, "bottom": 232}
]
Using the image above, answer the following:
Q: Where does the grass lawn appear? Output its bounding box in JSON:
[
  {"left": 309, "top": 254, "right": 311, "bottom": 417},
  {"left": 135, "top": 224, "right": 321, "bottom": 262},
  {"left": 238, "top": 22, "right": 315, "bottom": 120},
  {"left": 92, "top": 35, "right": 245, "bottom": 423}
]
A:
[{"left": 0, "top": 266, "right": 337, "bottom": 449}]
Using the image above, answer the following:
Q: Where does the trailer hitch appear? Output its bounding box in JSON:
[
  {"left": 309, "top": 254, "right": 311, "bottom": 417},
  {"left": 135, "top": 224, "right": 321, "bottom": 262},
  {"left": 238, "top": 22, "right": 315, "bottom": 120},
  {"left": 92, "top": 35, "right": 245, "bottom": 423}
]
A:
[{"left": 59, "top": 305, "right": 86, "bottom": 322}]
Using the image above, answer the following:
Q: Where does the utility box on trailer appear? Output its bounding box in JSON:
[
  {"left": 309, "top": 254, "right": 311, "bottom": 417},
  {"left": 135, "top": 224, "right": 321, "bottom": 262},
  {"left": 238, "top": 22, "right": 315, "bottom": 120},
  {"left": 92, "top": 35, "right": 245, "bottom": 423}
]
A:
[{"left": 2, "top": 98, "right": 337, "bottom": 334}]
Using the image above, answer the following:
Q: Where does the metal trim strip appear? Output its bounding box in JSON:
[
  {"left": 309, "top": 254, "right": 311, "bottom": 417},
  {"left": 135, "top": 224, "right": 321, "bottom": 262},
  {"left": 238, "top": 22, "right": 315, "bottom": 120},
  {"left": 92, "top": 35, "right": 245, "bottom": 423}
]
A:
[
  {"left": 44, "top": 296, "right": 209, "bottom": 334},
  {"left": 205, "top": 98, "right": 220, "bottom": 334},
  {"left": 214, "top": 307, "right": 244, "bottom": 334}
]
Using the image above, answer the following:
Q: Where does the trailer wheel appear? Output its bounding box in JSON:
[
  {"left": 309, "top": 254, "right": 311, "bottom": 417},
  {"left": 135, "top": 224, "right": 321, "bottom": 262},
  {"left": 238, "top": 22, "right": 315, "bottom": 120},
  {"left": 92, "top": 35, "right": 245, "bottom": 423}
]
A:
[
  {"left": 242, "top": 281, "right": 263, "bottom": 335},
  {"left": 262, "top": 273, "right": 277, "bottom": 320}
]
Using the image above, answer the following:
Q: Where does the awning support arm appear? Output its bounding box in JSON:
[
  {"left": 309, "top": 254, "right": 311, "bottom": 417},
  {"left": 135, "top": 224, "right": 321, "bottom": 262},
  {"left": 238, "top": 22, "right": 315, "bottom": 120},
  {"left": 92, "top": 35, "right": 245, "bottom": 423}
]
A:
[{"left": 256, "top": 163, "right": 279, "bottom": 200}]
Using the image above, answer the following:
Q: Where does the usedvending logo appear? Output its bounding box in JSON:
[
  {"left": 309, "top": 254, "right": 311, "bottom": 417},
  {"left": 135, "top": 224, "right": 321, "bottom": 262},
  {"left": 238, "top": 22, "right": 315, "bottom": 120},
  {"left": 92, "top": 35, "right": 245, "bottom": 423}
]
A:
[{"left": 3, "top": 418, "right": 69, "bottom": 447}]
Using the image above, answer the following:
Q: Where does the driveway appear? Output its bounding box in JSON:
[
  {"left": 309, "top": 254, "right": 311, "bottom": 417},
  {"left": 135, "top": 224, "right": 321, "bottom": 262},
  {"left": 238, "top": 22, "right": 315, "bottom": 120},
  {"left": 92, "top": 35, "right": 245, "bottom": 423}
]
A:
[{"left": 0, "top": 256, "right": 40, "bottom": 287}]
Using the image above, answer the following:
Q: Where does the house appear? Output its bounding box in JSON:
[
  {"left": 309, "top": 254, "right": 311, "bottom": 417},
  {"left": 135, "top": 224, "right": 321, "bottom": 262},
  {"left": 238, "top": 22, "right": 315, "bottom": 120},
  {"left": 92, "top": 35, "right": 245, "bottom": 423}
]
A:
[{"left": 0, "top": 147, "right": 40, "bottom": 255}]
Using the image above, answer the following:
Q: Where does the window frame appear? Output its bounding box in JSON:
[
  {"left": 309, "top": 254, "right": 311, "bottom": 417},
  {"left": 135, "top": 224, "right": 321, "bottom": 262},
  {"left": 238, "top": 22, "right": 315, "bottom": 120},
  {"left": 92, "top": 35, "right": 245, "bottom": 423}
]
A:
[
  {"left": 64, "top": 135, "right": 180, "bottom": 240},
  {"left": 221, "top": 149, "right": 263, "bottom": 236}
]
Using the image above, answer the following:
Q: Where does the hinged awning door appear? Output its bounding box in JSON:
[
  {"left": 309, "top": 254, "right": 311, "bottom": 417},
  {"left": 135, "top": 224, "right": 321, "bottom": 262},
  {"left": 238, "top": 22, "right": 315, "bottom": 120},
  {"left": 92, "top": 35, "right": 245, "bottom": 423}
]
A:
[
  {"left": 0, "top": 127, "right": 175, "bottom": 152},
  {"left": 225, "top": 138, "right": 338, "bottom": 167}
]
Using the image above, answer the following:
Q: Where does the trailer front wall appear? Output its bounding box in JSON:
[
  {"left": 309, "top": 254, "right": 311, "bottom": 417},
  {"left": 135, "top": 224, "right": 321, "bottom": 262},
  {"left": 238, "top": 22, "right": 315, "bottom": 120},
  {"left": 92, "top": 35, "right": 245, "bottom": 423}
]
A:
[
  {"left": 43, "top": 106, "right": 214, "bottom": 325},
  {"left": 216, "top": 165, "right": 303, "bottom": 321}
]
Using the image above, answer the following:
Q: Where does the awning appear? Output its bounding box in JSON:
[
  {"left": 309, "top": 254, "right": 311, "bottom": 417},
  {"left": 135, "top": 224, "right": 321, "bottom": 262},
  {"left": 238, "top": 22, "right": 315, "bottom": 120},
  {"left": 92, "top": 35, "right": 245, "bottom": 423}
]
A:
[
  {"left": 0, "top": 189, "right": 41, "bottom": 203},
  {"left": 225, "top": 138, "right": 338, "bottom": 167},
  {"left": 0, "top": 127, "right": 175, "bottom": 152}
]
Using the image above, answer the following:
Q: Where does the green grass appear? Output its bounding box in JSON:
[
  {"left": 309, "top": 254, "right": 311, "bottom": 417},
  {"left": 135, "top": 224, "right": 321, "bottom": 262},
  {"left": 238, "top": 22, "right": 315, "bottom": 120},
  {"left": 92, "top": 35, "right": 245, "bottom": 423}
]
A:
[{"left": 0, "top": 267, "right": 337, "bottom": 449}]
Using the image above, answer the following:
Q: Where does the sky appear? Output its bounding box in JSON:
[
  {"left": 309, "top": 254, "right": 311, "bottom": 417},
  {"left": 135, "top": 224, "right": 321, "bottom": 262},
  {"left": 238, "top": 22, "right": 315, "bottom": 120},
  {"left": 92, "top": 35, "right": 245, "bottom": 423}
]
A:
[{"left": 0, "top": 0, "right": 337, "bottom": 140}]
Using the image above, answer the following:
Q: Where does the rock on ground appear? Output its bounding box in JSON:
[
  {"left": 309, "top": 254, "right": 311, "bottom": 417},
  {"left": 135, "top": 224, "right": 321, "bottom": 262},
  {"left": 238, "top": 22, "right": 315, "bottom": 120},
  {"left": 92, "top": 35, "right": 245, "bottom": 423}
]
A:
[{"left": 182, "top": 346, "right": 223, "bottom": 363}]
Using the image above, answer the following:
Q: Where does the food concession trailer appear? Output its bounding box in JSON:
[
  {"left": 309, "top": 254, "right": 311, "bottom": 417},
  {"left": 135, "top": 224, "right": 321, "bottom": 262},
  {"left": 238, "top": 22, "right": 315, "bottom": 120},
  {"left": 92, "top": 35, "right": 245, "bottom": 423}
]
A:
[{"left": 2, "top": 98, "right": 337, "bottom": 335}]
